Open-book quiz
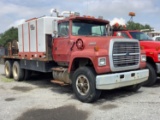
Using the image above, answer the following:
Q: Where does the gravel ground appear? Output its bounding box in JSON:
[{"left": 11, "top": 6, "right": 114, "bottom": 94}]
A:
[{"left": 0, "top": 64, "right": 160, "bottom": 120}]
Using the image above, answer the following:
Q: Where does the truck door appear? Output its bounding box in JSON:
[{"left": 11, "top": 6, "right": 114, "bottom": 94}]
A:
[{"left": 53, "top": 21, "right": 71, "bottom": 63}]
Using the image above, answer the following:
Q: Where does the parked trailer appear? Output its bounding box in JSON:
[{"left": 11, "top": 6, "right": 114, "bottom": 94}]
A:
[{"left": 3, "top": 10, "right": 149, "bottom": 102}]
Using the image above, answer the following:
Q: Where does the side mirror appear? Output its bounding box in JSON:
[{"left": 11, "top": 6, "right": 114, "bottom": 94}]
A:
[
  {"left": 106, "top": 24, "right": 112, "bottom": 36},
  {"left": 53, "top": 31, "right": 58, "bottom": 38}
]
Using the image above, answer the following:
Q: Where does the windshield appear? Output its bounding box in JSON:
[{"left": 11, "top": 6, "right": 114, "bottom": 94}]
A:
[
  {"left": 129, "top": 32, "right": 152, "bottom": 41},
  {"left": 72, "top": 20, "right": 107, "bottom": 36}
]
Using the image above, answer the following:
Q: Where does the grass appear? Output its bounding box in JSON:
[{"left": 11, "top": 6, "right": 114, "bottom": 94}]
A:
[{"left": 0, "top": 76, "right": 14, "bottom": 82}]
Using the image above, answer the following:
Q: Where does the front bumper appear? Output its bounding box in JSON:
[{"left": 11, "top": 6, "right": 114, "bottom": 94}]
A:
[
  {"left": 156, "top": 63, "right": 160, "bottom": 73},
  {"left": 96, "top": 69, "right": 149, "bottom": 90}
]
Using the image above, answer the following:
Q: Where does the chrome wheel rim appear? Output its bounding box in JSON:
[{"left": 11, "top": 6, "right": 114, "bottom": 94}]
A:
[
  {"left": 13, "top": 65, "right": 18, "bottom": 78},
  {"left": 5, "top": 64, "right": 9, "bottom": 76},
  {"left": 76, "top": 75, "right": 90, "bottom": 96}
]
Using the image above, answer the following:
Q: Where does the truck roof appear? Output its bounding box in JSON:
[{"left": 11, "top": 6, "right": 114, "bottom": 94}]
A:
[
  {"left": 61, "top": 15, "right": 110, "bottom": 24},
  {"left": 114, "top": 30, "right": 140, "bottom": 32}
]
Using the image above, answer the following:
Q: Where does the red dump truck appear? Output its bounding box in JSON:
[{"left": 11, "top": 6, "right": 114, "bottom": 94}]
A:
[
  {"left": 113, "top": 29, "right": 159, "bottom": 86},
  {"left": 3, "top": 10, "right": 148, "bottom": 102}
]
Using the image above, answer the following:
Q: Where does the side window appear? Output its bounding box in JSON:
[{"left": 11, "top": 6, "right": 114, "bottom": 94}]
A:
[
  {"left": 92, "top": 26, "right": 105, "bottom": 35},
  {"left": 72, "top": 24, "right": 80, "bottom": 35},
  {"left": 156, "top": 37, "right": 160, "bottom": 41},
  {"left": 58, "top": 22, "right": 69, "bottom": 37}
]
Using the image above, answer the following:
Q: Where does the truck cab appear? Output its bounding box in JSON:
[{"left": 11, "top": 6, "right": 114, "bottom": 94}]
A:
[
  {"left": 52, "top": 15, "right": 111, "bottom": 74},
  {"left": 113, "top": 30, "right": 159, "bottom": 86},
  {"left": 51, "top": 13, "right": 148, "bottom": 102}
]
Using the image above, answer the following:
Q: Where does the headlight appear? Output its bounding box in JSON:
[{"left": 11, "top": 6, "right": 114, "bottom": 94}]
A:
[
  {"left": 141, "top": 55, "right": 146, "bottom": 62},
  {"left": 158, "top": 54, "right": 160, "bottom": 61},
  {"left": 98, "top": 57, "right": 106, "bottom": 66}
]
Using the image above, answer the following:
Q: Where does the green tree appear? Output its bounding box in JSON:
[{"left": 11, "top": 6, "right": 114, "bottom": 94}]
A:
[
  {"left": 0, "top": 27, "right": 18, "bottom": 46},
  {"left": 126, "top": 21, "right": 152, "bottom": 30}
]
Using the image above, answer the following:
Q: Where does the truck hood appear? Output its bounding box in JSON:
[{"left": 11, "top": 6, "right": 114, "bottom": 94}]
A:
[{"left": 140, "top": 41, "right": 160, "bottom": 49}]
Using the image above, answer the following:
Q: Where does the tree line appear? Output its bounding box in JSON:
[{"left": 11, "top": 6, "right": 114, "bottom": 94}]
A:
[
  {"left": 126, "top": 21, "right": 152, "bottom": 30},
  {"left": 0, "top": 27, "right": 18, "bottom": 47}
]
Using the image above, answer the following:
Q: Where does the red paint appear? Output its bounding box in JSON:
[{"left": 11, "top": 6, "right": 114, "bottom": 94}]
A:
[
  {"left": 113, "top": 30, "right": 160, "bottom": 63},
  {"left": 18, "top": 52, "right": 45, "bottom": 60}
]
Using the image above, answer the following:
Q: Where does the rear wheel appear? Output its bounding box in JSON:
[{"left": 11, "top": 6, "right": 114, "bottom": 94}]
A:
[
  {"left": 24, "top": 69, "right": 32, "bottom": 80},
  {"left": 143, "top": 63, "right": 157, "bottom": 86},
  {"left": 12, "top": 61, "right": 24, "bottom": 81},
  {"left": 72, "top": 67, "right": 101, "bottom": 103},
  {"left": 4, "top": 60, "right": 12, "bottom": 78}
]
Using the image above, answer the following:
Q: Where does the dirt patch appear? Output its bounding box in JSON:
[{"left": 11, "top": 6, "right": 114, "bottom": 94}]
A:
[
  {"left": 0, "top": 76, "right": 14, "bottom": 82},
  {"left": 100, "top": 104, "right": 118, "bottom": 110},
  {"left": 5, "top": 98, "right": 16, "bottom": 101},
  {"left": 16, "top": 105, "right": 89, "bottom": 120},
  {"left": 149, "top": 92, "right": 157, "bottom": 95},
  {"left": 12, "top": 86, "right": 33, "bottom": 92}
]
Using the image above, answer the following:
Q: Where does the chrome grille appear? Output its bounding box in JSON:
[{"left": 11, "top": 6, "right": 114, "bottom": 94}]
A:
[{"left": 113, "top": 42, "right": 140, "bottom": 67}]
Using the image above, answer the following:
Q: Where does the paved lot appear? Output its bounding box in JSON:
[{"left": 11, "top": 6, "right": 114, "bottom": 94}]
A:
[{"left": 0, "top": 64, "right": 160, "bottom": 120}]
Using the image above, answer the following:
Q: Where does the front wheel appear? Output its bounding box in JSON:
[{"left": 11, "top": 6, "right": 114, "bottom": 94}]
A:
[
  {"left": 24, "top": 69, "right": 32, "bottom": 80},
  {"left": 143, "top": 63, "right": 157, "bottom": 87},
  {"left": 72, "top": 67, "right": 101, "bottom": 103}
]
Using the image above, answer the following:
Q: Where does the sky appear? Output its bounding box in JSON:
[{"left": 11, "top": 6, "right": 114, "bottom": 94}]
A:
[{"left": 0, "top": 0, "right": 160, "bottom": 33}]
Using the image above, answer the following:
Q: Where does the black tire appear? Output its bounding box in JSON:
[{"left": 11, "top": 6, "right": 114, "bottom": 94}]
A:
[
  {"left": 24, "top": 69, "right": 32, "bottom": 80},
  {"left": 122, "top": 84, "right": 141, "bottom": 92},
  {"left": 143, "top": 63, "right": 157, "bottom": 87},
  {"left": 4, "top": 60, "right": 13, "bottom": 78},
  {"left": 72, "top": 67, "right": 101, "bottom": 103},
  {"left": 12, "top": 61, "right": 24, "bottom": 81}
]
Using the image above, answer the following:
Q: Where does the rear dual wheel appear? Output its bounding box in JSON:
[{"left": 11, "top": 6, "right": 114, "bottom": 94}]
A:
[
  {"left": 24, "top": 69, "right": 32, "bottom": 80},
  {"left": 12, "top": 61, "right": 32, "bottom": 81},
  {"left": 12, "top": 61, "right": 24, "bottom": 81},
  {"left": 4, "top": 61, "right": 13, "bottom": 78}
]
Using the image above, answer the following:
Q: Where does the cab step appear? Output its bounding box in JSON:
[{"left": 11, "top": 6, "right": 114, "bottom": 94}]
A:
[{"left": 51, "top": 80, "right": 69, "bottom": 86}]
